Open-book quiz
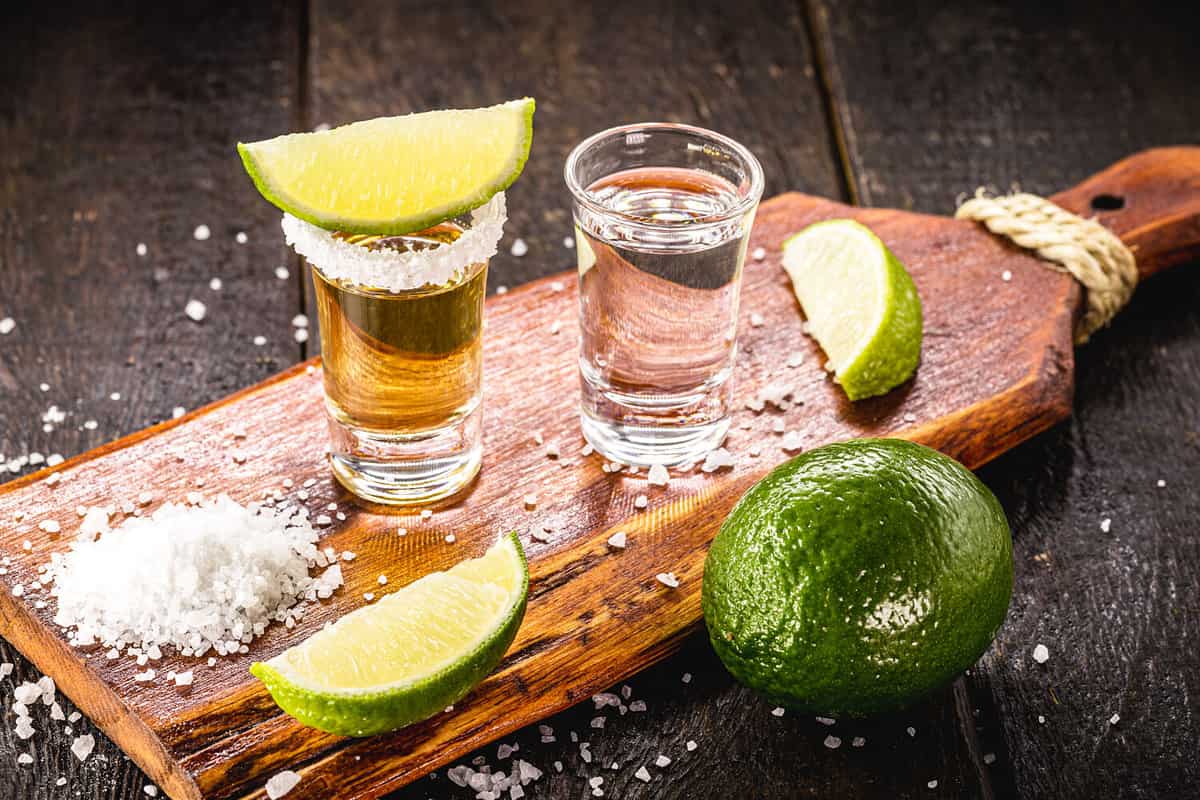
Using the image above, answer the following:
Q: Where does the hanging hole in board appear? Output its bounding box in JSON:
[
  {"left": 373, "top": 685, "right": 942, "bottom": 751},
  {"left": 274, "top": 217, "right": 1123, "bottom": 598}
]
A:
[{"left": 1090, "top": 194, "right": 1125, "bottom": 211}]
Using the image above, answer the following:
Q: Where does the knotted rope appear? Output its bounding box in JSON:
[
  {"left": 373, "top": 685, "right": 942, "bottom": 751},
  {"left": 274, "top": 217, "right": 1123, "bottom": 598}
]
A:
[{"left": 955, "top": 190, "right": 1137, "bottom": 343}]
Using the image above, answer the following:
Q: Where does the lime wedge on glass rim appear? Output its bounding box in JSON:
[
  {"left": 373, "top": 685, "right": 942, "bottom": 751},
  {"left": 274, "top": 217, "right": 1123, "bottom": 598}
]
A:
[
  {"left": 237, "top": 98, "right": 535, "bottom": 234},
  {"left": 250, "top": 533, "right": 528, "bottom": 737},
  {"left": 781, "top": 219, "right": 923, "bottom": 401}
]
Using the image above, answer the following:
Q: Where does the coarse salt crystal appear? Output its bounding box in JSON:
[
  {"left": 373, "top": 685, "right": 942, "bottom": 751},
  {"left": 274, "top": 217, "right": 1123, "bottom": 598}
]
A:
[
  {"left": 771, "top": 707, "right": 785, "bottom": 717},
  {"left": 655, "top": 572, "right": 679, "bottom": 588},
  {"left": 275, "top": 266, "right": 290, "bottom": 280},
  {"left": 17, "top": 753, "right": 33, "bottom": 765},
  {"left": 701, "top": 448, "right": 735, "bottom": 472},
  {"left": 852, "top": 736, "right": 866, "bottom": 747},
  {"left": 752, "top": 246, "right": 766, "bottom": 261},
  {"left": 824, "top": 735, "right": 842, "bottom": 749},
  {"left": 750, "top": 312, "right": 765, "bottom": 327},
  {"left": 510, "top": 238, "right": 528, "bottom": 257},
  {"left": 70, "top": 734, "right": 95, "bottom": 761},
  {"left": 634, "top": 766, "right": 651, "bottom": 782},
  {"left": 1100, "top": 518, "right": 1112, "bottom": 532},
  {"left": 634, "top": 494, "right": 648, "bottom": 510},
  {"left": 136, "top": 243, "right": 148, "bottom": 256},
  {"left": 523, "top": 495, "right": 537, "bottom": 510},
  {"left": 39, "top": 519, "right": 61, "bottom": 534},
  {"left": 265, "top": 770, "right": 302, "bottom": 799},
  {"left": 686, "top": 740, "right": 697, "bottom": 751},
  {"left": 1033, "top": 644, "right": 1049, "bottom": 664},
  {"left": 235, "top": 231, "right": 248, "bottom": 244},
  {"left": 646, "top": 464, "right": 669, "bottom": 487},
  {"left": 193, "top": 225, "right": 211, "bottom": 241},
  {"left": 781, "top": 432, "right": 805, "bottom": 453},
  {"left": 786, "top": 352, "right": 804, "bottom": 368},
  {"left": 1109, "top": 713, "right": 1120, "bottom": 725},
  {"left": 550, "top": 280, "right": 565, "bottom": 292},
  {"left": 654, "top": 754, "right": 671, "bottom": 767},
  {"left": 185, "top": 300, "right": 207, "bottom": 322},
  {"left": 0, "top": 317, "right": 14, "bottom": 335},
  {"left": 607, "top": 531, "right": 627, "bottom": 549},
  {"left": 1001, "top": 270, "right": 1012, "bottom": 282}
]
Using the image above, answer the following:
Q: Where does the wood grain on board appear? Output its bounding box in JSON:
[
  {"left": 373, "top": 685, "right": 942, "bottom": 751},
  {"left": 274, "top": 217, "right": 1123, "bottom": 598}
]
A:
[{"left": 0, "top": 146, "right": 1196, "bottom": 798}]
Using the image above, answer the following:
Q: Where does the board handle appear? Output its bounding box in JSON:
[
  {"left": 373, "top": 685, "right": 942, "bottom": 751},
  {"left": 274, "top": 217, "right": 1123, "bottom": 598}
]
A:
[{"left": 1052, "top": 146, "right": 1200, "bottom": 279}]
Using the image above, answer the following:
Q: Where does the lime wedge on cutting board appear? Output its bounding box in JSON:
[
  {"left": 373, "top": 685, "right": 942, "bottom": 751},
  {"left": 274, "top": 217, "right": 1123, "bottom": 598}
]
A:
[
  {"left": 251, "top": 533, "right": 528, "bottom": 737},
  {"left": 781, "top": 219, "right": 923, "bottom": 401},
  {"left": 238, "top": 98, "right": 535, "bottom": 234}
]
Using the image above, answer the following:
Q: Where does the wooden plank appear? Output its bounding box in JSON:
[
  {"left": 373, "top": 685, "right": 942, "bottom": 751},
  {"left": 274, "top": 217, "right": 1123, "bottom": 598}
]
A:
[
  {"left": 6, "top": 142, "right": 1199, "bottom": 797},
  {"left": 810, "top": 2, "right": 1200, "bottom": 796},
  {"left": 0, "top": 1, "right": 304, "bottom": 797}
]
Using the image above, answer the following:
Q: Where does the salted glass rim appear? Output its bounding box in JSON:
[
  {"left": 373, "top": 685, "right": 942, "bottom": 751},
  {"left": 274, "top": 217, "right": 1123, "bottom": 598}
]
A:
[{"left": 281, "top": 192, "right": 506, "bottom": 294}]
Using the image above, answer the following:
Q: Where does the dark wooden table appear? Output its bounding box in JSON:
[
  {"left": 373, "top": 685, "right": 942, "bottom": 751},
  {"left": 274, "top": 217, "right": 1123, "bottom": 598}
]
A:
[{"left": 2, "top": 1, "right": 1197, "bottom": 798}]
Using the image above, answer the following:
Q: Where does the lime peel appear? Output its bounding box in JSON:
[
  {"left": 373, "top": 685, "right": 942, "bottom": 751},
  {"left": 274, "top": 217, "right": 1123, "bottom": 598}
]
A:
[
  {"left": 238, "top": 98, "right": 535, "bottom": 235},
  {"left": 251, "top": 532, "right": 528, "bottom": 737},
  {"left": 781, "top": 219, "right": 922, "bottom": 401}
]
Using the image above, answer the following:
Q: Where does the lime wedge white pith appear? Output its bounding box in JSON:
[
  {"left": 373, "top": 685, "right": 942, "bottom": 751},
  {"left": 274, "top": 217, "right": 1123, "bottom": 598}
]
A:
[
  {"left": 238, "top": 98, "right": 535, "bottom": 235},
  {"left": 781, "top": 219, "right": 923, "bottom": 401},
  {"left": 251, "top": 533, "right": 527, "bottom": 737}
]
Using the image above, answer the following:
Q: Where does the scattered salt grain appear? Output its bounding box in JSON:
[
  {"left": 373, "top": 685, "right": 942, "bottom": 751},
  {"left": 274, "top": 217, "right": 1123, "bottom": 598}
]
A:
[
  {"left": 701, "top": 448, "right": 734, "bottom": 472},
  {"left": 185, "top": 300, "right": 207, "bottom": 323},
  {"left": 781, "top": 432, "right": 805, "bottom": 453},
  {"left": 606, "top": 531, "right": 627, "bottom": 549},
  {"left": 1001, "top": 270, "right": 1012, "bottom": 282},
  {"left": 39, "top": 519, "right": 61, "bottom": 534},
  {"left": 144, "top": 786, "right": 159, "bottom": 797},
  {"left": 1109, "top": 713, "right": 1120, "bottom": 725},
  {"left": 771, "top": 707, "right": 785, "bottom": 717},
  {"left": 634, "top": 494, "right": 648, "bottom": 510},
  {"left": 275, "top": 266, "right": 290, "bottom": 280},
  {"left": 1100, "top": 518, "right": 1112, "bottom": 533},
  {"left": 253, "top": 336, "right": 267, "bottom": 346},
  {"left": 749, "top": 312, "right": 765, "bottom": 327},
  {"left": 235, "top": 231, "right": 248, "bottom": 244},
  {"left": 174, "top": 670, "right": 194, "bottom": 687},
  {"left": 0, "top": 317, "right": 14, "bottom": 335},
  {"left": 523, "top": 495, "right": 537, "bottom": 510},
  {"left": 550, "top": 280, "right": 565, "bottom": 292},
  {"left": 209, "top": 277, "right": 223, "bottom": 291},
  {"left": 629, "top": 700, "right": 646, "bottom": 712},
  {"left": 634, "top": 766, "right": 652, "bottom": 782},
  {"left": 1033, "top": 644, "right": 1049, "bottom": 664},
  {"left": 655, "top": 572, "right": 679, "bottom": 588},
  {"left": 70, "top": 734, "right": 95, "bottom": 762},
  {"left": 983, "top": 752, "right": 996, "bottom": 764},
  {"left": 682, "top": 673, "right": 691, "bottom": 684},
  {"left": 294, "top": 328, "right": 309, "bottom": 343},
  {"left": 17, "top": 753, "right": 33, "bottom": 765},
  {"left": 752, "top": 246, "right": 766, "bottom": 261},
  {"left": 786, "top": 351, "right": 804, "bottom": 368},
  {"left": 906, "top": 726, "right": 916, "bottom": 737},
  {"left": 193, "top": 225, "right": 211, "bottom": 241},
  {"left": 823, "top": 735, "right": 842, "bottom": 749},
  {"left": 172, "top": 407, "right": 186, "bottom": 419},
  {"left": 136, "top": 243, "right": 148, "bottom": 256},
  {"left": 265, "top": 770, "right": 302, "bottom": 799},
  {"left": 646, "top": 464, "right": 670, "bottom": 487},
  {"left": 686, "top": 740, "right": 697, "bottom": 751},
  {"left": 1157, "top": 479, "right": 1166, "bottom": 488},
  {"left": 852, "top": 736, "right": 866, "bottom": 747},
  {"left": 928, "top": 779, "right": 939, "bottom": 789},
  {"left": 816, "top": 716, "right": 836, "bottom": 726},
  {"left": 510, "top": 238, "right": 528, "bottom": 257},
  {"left": 445, "top": 534, "right": 456, "bottom": 544}
]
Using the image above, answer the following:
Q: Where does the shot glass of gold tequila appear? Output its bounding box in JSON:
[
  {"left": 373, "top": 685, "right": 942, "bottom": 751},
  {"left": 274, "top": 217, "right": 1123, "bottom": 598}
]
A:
[{"left": 283, "top": 194, "right": 508, "bottom": 505}]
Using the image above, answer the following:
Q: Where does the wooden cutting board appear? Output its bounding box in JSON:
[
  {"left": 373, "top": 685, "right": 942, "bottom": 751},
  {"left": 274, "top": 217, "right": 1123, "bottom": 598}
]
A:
[{"left": 0, "top": 148, "right": 1196, "bottom": 800}]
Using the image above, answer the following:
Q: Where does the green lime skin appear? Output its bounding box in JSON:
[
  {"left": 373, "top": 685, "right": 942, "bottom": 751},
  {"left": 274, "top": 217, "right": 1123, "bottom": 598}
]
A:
[{"left": 702, "top": 438, "right": 1012, "bottom": 715}]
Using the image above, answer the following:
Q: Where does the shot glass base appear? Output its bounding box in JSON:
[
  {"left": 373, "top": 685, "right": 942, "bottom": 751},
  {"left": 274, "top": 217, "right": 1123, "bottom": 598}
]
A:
[
  {"left": 326, "top": 407, "right": 482, "bottom": 506},
  {"left": 580, "top": 411, "right": 731, "bottom": 468}
]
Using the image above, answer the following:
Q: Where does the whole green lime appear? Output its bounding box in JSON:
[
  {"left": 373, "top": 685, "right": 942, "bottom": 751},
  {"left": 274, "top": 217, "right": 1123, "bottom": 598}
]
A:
[{"left": 702, "top": 438, "right": 1012, "bottom": 715}]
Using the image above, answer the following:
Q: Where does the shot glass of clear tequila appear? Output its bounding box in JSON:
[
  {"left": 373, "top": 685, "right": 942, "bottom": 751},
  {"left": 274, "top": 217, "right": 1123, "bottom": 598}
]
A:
[
  {"left": 283, "top": 194, "right": 508, "bottom": 505},
  {"left": 565, "top": 123, "right": 764, "bottom": 466}
]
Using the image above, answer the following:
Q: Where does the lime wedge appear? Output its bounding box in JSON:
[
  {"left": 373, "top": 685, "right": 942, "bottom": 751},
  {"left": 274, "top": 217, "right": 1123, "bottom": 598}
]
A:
[
  {"left": 250, "top": 533, "right": 527, "bottom": 736},
  {"left": 238, "top": 98, "right": 535, "bottom": 234},
  {"left": 781, "top": 219, "right": 922, "bottom": 401}
]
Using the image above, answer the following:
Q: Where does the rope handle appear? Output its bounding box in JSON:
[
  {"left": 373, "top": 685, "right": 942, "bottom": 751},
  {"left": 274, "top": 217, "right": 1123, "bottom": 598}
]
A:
[{"left": 955, "top": 191, "right": 1138, "bottom": 344}]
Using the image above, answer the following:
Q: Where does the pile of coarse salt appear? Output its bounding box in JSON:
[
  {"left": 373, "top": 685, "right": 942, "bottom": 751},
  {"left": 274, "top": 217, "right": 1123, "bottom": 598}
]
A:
[{"left": 47, "top": 494, "right": 343, "bottom": 663}]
